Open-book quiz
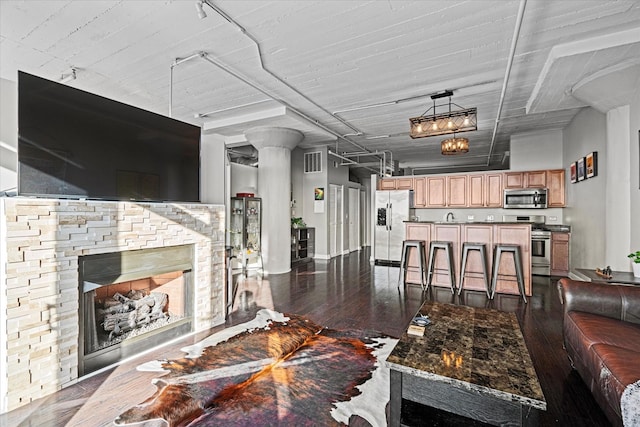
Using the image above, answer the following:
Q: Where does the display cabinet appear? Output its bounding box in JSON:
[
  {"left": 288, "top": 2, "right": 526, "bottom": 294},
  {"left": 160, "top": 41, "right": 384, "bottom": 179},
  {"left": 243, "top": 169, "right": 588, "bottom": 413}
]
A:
[{"left": 230, "top": 197, "right": 262, "bottom": 275}]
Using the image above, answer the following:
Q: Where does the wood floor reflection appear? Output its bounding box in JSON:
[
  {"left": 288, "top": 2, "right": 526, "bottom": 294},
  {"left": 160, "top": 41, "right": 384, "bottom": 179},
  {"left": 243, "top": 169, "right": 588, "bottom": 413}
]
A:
[{"left": 1, "top": 248, "right": 610, "bottom": 426}]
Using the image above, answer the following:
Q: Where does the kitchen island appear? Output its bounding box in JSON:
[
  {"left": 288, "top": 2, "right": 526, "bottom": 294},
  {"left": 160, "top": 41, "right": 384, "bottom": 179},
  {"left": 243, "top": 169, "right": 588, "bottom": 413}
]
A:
[{"left": 404, "top": 221, "right": 531, "bottom": 297}]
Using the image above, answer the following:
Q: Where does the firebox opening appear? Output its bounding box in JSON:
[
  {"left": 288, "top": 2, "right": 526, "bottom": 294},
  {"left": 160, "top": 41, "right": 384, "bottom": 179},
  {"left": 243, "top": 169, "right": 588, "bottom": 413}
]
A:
[
  {"left": 79, "top": 245, "right": 194, "bottom": 376},
  {"left": 86, "top": 271, "right": 187, "bottom": 355}
]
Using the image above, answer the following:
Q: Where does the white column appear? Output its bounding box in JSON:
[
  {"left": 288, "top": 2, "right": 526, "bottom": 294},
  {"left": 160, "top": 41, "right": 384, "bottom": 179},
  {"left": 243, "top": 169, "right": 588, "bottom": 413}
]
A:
[{"left": 244, "top": 127, "right": 304, "bottom": 275}]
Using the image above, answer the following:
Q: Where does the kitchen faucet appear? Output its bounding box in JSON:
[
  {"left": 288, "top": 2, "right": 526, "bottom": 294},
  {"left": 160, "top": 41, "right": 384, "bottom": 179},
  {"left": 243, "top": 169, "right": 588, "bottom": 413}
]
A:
[{"left": 446, "top": 212, "right": 454, "bottom": 222}]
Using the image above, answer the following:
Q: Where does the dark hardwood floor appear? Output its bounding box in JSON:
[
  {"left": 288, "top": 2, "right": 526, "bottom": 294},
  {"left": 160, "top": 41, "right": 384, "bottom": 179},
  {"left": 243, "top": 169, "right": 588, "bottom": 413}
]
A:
[{"left": 1, "top": 248, "right": 611, "bottom": 426}]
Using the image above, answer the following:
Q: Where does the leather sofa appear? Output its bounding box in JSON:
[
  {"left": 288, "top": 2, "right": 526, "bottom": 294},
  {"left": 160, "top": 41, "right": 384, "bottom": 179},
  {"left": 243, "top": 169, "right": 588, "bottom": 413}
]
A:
[{"left": 558, "top": 278, "right": 640, "bottom": 426}]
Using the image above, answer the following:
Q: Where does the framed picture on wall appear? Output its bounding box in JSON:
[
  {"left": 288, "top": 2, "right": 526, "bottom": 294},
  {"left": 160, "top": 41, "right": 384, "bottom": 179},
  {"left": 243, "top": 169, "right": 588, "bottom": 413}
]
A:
[
  {"left": 586, "top": 151, "right": 598, "bottom": 178},
  {"left": 577, "top": 157, "right": 586, "bottom": 181},
  {"left": 570, "top": 162, "right": 577, "bottom": 183}
]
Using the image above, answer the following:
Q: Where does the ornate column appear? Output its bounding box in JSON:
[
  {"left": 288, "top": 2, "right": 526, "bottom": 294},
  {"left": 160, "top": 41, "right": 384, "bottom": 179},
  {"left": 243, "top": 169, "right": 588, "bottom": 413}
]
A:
[{"left": 244, "top": 127, "right": 304, "bottom": 274}]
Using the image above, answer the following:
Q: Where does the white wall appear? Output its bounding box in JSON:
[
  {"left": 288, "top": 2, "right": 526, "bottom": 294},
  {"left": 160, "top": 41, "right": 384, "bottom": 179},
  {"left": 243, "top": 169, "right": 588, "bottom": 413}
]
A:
[
  {"left": 229, "top": 162, "right": 258, "bottom": 198},
  {"left": 201, "top": 133, "right": 226, "bottom": 205},
  {"left": 629, "top": 79, "right": 640, "bottom": 260},
  {"left": 563, "top": 107, "right": 607, "bottom": 269},
  {"left": 0, "top": 78, "right": 17, "bottom": 192},
  {"left": 300, "top": 146, "right": 329, "bottom": 258},
  {"left": 605, "top": 106, "right": 632, "bottom": 270},
  {"left": 510, "top": 129, "right": 564, "bottom": 171}
]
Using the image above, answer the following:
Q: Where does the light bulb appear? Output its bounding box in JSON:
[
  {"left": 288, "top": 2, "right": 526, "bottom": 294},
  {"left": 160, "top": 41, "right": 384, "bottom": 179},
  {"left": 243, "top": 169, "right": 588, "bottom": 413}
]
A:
[
  {"left": 463, "top": 115, "right": 470, "bottom": 125},
  {"left": 447, "top": 120, "right": 453, "bottom": 128},
  {"left": 416, "top": 124, "right": 422, "bottom": 133},
  {"left": 432, "top": 122, "right": 438, "bottom": 131}
]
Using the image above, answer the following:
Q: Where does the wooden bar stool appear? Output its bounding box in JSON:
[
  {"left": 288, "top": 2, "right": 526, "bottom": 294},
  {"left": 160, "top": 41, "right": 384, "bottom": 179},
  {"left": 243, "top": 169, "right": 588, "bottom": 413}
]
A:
[
  {"left": 426, "top": 241, "right": 456, "bottom": 293},
  {"left": 458, "top": 242, "right": 490, "bottom": 298},
  {"left": 491, "top": 244, "right": 526, "bottom": 302},
  {"left": 398, "top": 240, "right": 428, "bottom": 289}
]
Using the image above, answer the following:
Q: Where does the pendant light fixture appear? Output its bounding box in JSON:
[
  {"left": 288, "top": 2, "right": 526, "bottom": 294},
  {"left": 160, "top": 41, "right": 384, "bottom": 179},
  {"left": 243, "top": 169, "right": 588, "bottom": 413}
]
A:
[{"left": 409, "top": 91, "right": 477, "bottom": 139}]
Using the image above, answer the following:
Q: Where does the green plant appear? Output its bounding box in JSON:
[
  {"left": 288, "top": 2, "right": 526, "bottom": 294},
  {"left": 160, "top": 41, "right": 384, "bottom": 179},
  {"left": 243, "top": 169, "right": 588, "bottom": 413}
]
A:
[
  {"left": 628, "top": 251, "right": 640, "bottom": 264},
  {"left": 291, "top": 217, "right": 306, "bottom": 228}
]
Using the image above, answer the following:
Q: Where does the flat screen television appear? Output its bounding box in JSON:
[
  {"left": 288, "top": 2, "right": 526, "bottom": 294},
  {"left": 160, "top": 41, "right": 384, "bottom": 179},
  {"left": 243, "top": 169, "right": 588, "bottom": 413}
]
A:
[{"left": 18, "top": 71, "right": 201, "bottom": 202}]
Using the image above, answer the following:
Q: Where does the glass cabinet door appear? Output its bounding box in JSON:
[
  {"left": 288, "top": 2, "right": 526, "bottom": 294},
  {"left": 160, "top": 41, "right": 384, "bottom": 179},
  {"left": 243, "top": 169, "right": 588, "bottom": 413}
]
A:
[
  {"left": 229, "top": 197, "right": 262, "bottom": 275},
  {"left": 230, "top": 198, "right": 244, "bottom": 256},
  {"left": 244, "top": 198, "right": 261, "bottom": 256}
]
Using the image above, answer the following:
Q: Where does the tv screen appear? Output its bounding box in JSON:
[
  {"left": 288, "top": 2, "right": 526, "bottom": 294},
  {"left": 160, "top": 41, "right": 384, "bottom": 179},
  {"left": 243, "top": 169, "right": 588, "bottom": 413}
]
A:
[{"left": 18, "top": 71, "right": 201, "bottom": 202}]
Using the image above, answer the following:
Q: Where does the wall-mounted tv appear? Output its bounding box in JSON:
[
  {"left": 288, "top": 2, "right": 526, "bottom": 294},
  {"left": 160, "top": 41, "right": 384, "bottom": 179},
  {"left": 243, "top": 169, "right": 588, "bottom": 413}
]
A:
[{"left": 18, "top": 71, "right": 201, "bottom": 202}]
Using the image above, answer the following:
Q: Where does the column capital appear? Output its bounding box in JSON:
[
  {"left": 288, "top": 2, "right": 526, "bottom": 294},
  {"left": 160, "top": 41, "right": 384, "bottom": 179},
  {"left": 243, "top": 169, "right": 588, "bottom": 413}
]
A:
[{"left": 244, "top": 127, "right": 304, "bottom": 151}]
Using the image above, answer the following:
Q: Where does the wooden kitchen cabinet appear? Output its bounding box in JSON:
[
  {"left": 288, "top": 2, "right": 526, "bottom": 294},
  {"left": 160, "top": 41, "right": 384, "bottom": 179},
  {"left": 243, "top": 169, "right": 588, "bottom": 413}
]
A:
[
  {"left": 378, "top": 178, "right": 397, "bottom": 190},
  {"left": 468, "top": 174, "right": 485, "bottom": 207},
  {"left": 378, "top": 177, "right": 412, "bottom": 190},
  {"left": 468, "top": 173, "right": 503, "bottom": 207},
  {"left": 413, "top": 176, "right": 427, "bottom": 207},
  {"left": 524, "top": 170, "right": 547, "bottom": 188},
  {"left": 427, "top": 176, "right": 446, "bottom": 207},
  {"left": 485, "top": 173, "right": 503, "bottom": 207},
  {"left": 504, "top": 172, "right": 524, "bottom": 189},
  {"left": 396, "top": 177, "right": 413, "bottom": 190},
  {"left": 551, "top": 232, "right": 570, "bottom": 276},
  {"left": 447, "top": 175, "right": 467, "bottom": 207},
  {"left": 547, "top": 169, "right": 566, "bottom": 207}
]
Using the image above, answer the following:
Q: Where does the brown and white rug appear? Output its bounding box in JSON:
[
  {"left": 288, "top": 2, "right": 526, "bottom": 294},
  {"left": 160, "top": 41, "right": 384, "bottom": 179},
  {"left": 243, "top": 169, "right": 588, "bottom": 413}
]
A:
[{"left": 114, "top": 309, "right": 396, "bottom": 426}]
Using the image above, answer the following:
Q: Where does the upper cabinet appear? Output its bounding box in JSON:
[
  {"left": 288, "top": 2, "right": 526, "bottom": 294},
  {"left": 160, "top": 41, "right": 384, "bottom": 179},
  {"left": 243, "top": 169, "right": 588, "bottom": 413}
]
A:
[
  {"left": 413, "top": 176, "right": 427, "bottom": 208},
  {"left": 378, "top": 168, "right": 564, "bottom": 209},
  {"left": 485, "top": 173, "right": 503, "bottom": 207},
  {"left": 378, "top": 177, "right": 414, "bottom": 190},
  {"left": 468, "top": 173, "right": 502, "bottom": 207},
  {"left": 447, "top": 175, "right": 467, "bottom": 207},
  {"left": 396, "top": 177, "right": 413, "bottom": 190},
  {"left": 524, "top": 170, "right": 546, "bottom": 188},
  {"left": 546, "top": 169, "right": 565, "bottom": 207},
  {"left": 427, "top": 176, "right": 447, "bottom": 207},
  {"left": 504, "top": 172, "right": 524, "bottom": 189}
]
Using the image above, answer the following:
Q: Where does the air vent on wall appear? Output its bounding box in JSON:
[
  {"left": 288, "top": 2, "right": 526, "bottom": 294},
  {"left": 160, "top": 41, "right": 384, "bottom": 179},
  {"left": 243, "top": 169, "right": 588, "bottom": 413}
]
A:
[{"left": 304, "top": 151, "right": 322, "bottom": 173}]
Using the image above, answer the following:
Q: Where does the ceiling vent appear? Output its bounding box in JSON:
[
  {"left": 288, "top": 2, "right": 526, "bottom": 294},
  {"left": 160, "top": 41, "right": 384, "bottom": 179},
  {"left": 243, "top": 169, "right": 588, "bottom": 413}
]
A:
[{"left": 304, "top": 151, "right": 322, "bottom": 173}]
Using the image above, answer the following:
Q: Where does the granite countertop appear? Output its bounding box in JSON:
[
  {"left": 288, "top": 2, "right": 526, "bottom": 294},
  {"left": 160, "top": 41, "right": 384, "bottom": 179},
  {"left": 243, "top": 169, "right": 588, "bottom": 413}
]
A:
[
  {"left": 403, "top": 220, "right": 530, "bottom": 225},
  {"left": 404, "top": 220, "right": 571, "bottom": 232},
  {"left": 385, "top": 301, "right": 546, "bottom": 410}
]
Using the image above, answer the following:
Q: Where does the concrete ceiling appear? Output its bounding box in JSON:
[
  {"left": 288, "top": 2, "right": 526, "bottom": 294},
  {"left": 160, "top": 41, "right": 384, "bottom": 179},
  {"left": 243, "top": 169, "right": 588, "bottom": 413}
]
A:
[{"left": 1, "top": 0, "right": 639, "bottom": 178}]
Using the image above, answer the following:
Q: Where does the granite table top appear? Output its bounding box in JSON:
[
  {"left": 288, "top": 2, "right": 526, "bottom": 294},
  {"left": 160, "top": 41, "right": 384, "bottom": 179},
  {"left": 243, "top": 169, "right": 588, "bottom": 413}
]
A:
[{"left": 384, "top": 301, "right": 547, "bottom": 410}]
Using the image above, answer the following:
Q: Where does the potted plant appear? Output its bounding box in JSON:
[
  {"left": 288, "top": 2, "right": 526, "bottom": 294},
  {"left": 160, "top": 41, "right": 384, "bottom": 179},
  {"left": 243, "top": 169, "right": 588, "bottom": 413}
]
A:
[
  {"left": 291, "top": 217, "right": 306, "bottom": 229},
  {"left": 628, "top": 251, "right": 640, "bottom": 277}
]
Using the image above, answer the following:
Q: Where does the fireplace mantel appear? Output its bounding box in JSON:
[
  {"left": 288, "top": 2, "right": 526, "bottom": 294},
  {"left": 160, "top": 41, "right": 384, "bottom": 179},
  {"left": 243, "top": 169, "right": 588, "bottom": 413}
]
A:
[{"left": 0, "top": 198, "right": 225, "bottom": 413}]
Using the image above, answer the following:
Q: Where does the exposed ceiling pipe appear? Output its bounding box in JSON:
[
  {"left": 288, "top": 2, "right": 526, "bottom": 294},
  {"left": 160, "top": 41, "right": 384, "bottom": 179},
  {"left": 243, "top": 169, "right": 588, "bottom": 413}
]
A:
[
  {"left": 179, "top": 1, "right": 394, "bottom": 175},
  {"left": 169, "top": 53, "right": 202, "bottom": 117},
  {"left": 194, "top": 99, "right": 272, "bottom": 118},
  {"left": 486, "top": 0, "right": 527, "bottom": 166},
  {"left": 201, "top": 0, "right": 363, "bottom": 137}
]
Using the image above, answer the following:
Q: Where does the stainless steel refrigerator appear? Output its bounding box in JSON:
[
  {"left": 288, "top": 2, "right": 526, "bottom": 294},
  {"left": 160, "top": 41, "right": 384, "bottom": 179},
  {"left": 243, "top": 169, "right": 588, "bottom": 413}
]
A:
[{"left": 374, "top": 190, "right": 413, "bottom": 264}]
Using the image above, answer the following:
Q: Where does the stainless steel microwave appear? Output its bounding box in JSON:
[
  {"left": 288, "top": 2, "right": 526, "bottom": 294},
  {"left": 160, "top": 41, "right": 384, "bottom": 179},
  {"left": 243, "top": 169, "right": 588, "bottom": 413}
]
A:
[{"left": 503, "top": 188, "right": 548, "bottom": 209}]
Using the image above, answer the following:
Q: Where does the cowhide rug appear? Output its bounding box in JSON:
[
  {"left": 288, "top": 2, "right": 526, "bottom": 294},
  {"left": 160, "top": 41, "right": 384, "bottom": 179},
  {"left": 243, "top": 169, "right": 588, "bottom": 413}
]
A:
[{"left": 114, "top": 309, "right": 396, "bottom": 427}]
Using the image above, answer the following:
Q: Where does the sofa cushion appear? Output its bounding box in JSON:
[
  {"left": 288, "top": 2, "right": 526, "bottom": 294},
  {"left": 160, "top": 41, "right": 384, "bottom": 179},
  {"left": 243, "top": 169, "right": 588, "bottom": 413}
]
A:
[
  {"left": 589, "top": 344, "right": 640, "bottom": 419},
  {"left": 565, "top": 311, "right": 640, "bottom": 353}
]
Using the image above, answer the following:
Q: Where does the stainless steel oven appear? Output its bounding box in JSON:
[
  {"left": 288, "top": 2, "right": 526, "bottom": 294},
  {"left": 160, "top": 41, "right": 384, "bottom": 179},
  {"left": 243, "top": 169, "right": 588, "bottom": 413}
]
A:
[
  {"left": 503, "top": 215, "right": 550, "bottom": 276},
  {"left": 531, "top": 229, "right": 551, "bottom": 276}
]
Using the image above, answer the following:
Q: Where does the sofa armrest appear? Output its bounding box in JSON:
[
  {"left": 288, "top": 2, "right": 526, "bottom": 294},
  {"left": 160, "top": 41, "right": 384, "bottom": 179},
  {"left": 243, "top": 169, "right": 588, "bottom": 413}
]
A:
[{"left": 558, "top": 278, "right": 640, "bottom": 324}]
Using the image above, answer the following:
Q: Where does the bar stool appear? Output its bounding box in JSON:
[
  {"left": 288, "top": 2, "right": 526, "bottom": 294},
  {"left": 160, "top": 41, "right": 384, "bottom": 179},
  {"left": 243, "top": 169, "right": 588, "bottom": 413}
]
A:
[
  {"left": 491, "top": 244, "right": 526, "bottom": 302},
  {"left": 398, "top": 240, "right": 428, "bottom": 289},
  {"left": 426, "top": 241, "right": 456, "bottom": 293},
  {"left": 458, "top": 242, "right": 490, "bottom": 298}
]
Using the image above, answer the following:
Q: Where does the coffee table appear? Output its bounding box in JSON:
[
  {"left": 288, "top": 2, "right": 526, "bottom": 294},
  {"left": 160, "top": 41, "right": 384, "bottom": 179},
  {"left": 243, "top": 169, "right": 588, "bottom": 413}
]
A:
[{"left": 385, "top": 302, "right": 546, "bottom": 426}]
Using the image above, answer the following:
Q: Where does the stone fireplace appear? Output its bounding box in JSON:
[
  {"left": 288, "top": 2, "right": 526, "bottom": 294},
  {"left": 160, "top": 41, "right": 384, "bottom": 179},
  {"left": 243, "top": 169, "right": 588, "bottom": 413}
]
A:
[{"left": 0, "top": 198, "right": 225, "bottom": 413}]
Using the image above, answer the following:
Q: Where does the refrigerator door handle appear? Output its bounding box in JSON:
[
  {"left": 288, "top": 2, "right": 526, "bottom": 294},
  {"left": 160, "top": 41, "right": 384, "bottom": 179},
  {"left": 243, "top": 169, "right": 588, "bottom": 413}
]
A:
[{"left": 388, "top": 203, "right": 392, "bottom": 231}]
